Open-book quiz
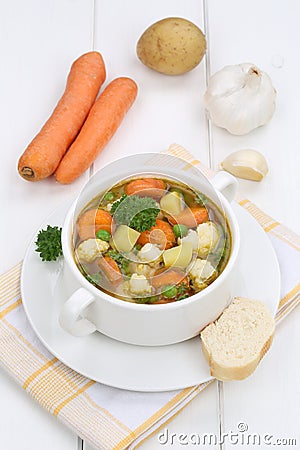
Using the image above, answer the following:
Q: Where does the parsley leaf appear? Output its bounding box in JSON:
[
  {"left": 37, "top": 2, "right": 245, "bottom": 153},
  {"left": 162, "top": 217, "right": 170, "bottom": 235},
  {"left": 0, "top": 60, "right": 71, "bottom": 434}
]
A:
[
  {"left": 110, "top": 194, "right": 128, "bottom": 214},
  {"left": 178, "top": 282, "right": 188, "bottom": 295},
  {"left": 107, "top": 250, "right": 130, "bottom": 274},
  {"left": 177, "top": 294, "right": 189, "bottom": 301},
  {"left": 136, "top": 295, "right": 159, "bottom": 304},
  {"left": 35, "top": 225, "right": 62, "bottom": 262},
  {"left": 195, "top": 193, "right": 208, "bottom": 206},
  {"left": 112, "top": 194, "right": 159, "bottom": 232},
  {"left": 86, "top": 272, "right": 103, "bottom": 286}
]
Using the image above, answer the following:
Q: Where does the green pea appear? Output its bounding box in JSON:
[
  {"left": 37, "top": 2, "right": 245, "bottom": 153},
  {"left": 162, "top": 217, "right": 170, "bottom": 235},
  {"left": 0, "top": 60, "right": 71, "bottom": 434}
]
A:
[
  {"left": 162, "top": 285, "right": 178, "bottom": 298},
  {"left": 104, "top": 191, "right": 114, "bottom": 202},
  {"left": 96, "top": 229, "right": 111, "bottom": 241},
  {"left": 173, "top": 224, "right": 188, "bottom": 238}
]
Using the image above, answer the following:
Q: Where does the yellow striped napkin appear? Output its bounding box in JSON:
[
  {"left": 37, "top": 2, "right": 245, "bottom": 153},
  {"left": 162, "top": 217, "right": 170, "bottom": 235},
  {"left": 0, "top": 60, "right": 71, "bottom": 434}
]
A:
[{"left": 0, "top": 144, "right": 299, "bottom": 450}]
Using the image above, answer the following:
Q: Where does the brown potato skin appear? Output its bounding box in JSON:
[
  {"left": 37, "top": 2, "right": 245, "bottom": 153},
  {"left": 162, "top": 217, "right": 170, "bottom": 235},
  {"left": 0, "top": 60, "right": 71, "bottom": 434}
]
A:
[{"left": 136, "top": 17, "right": 206, "bottom": 75}]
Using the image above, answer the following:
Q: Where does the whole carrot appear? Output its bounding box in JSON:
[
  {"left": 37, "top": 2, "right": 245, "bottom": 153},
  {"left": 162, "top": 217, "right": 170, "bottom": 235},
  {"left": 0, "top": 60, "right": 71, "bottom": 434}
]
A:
[
  {"left": 18, "top": 52, "right": 106, "bottom": 181},
  {"left": 55, "top": 77, "right": 138, "bottom": 184}
]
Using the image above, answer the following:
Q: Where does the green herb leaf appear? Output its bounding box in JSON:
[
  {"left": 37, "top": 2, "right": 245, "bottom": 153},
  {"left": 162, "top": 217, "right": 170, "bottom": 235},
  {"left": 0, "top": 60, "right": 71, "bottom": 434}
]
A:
[
  {"left": 177, "top": 294, "right": 189, "bottom": 301},
  {"left": 146, "top": 295, "right": 160, "bottom": 304},
  {"left": 136, "top": 295, "right": 159, "bottom": 304},
  {"left": 112, "top": 195, "right": 160, "bottom": 232},
  {"left": 110, "top": 194, "right": 128, "bottom": 214},
  {"left": 107, "top": 249, "right": 130, "bottom": 273},
  {"left": 178, "top": 282, "right": 188, "bottom": 295},
  {"left": 195, "top": 193, "right": 208, "bottom": 206},
  {"left": 35, "top": 225, "right": 62, "bottom": 262},
  {"left": 162, "top": 285, "right": 178, "bottom": 298},
  {"left": 135, "top": 297, "right": 149, "bottom": 304},
  {"left": 86, "top": 272, "right": 103, "bottom": 286}
]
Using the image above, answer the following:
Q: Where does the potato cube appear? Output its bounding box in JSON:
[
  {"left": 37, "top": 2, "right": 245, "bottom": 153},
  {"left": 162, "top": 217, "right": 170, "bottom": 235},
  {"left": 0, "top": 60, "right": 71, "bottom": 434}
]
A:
[
  {"left": 113, "top": 225, "right": 140, "bottom": 253},
  {"left": 160, "top": 191, "right": 184, "bottom": 216},
  {"left": 163, "top": 242, "right": 193, "bottom": 268}
]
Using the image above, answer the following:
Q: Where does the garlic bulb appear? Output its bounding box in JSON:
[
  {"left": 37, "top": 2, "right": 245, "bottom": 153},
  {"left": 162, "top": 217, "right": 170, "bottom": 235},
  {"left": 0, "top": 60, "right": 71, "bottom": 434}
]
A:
[
  {"left": 220, "top": 149, "right": 268, "bottom": 181},
  {"left": 204, "top": 63, "right": 276, "bottom": 135}
]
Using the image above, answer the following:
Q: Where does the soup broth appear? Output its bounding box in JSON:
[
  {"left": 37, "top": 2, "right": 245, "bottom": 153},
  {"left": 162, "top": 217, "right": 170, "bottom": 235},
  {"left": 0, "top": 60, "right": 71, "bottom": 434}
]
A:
[{"left": 73, "top": 176, "right": 231, "bottom": 304}]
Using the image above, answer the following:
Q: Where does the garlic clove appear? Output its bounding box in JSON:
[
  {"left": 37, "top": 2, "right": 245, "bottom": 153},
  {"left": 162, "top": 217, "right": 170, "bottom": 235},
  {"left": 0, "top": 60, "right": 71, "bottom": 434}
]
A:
[{"left": 220, "top": 149, "right": 269, "bottom": 181}]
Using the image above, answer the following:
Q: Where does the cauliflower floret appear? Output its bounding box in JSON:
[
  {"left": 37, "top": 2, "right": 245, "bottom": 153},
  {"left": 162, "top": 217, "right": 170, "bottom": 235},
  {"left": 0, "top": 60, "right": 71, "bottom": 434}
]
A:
[
  {"left": 197, "top": 222, "right": 220, "bottom": 258},
  {"left": 138, "top": 243, "right": 162, "bottom": 263},
  {"left": 127, "top": 274, "right": 152, "bottom": 296},
  {"left": 76, "top": 238, "right": 109, "bottom": 263},
  {"left": 135, "top": 263, "right": 156, "bottom": 277},
  {"left": 178, "top": 229, "right": 199, "bottom": 251},
  {"left": 189, "top": 258, "right": 216, "bottom": 290},
  {"left": 102, "top": 202, "right": 113, "bottom": 212}
]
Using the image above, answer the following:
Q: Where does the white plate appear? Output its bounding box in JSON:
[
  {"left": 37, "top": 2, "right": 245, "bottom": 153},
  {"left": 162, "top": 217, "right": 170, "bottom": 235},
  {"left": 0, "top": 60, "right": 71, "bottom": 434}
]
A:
[{"left": 21, "top": 201, "right": 280, "bottom": 392}]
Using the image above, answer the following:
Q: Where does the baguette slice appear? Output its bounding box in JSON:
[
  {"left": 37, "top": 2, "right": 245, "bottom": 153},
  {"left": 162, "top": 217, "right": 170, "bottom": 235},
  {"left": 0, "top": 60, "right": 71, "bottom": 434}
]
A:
[{"left": 201, "top": 297, "right": 275, "bottom": 381}]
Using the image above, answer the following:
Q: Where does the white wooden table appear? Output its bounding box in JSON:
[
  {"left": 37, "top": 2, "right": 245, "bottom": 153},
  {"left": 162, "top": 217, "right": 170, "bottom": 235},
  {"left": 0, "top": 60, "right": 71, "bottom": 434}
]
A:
[{"left": 0, "top": 1, "right": 299, "bottom": 449}]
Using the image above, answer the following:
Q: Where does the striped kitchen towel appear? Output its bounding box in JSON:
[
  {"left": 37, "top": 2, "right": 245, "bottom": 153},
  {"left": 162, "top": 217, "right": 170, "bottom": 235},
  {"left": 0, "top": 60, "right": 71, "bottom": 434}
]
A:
[{"left": 0, "top": 144, "right": 299, "bottom": 450}]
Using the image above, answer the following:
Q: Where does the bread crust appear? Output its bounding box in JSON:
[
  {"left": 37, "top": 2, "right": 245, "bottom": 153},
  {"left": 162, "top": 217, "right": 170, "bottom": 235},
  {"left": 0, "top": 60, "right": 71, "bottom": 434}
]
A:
[{"left": 200, "top": 297, "right": 275, "bottom": 381}]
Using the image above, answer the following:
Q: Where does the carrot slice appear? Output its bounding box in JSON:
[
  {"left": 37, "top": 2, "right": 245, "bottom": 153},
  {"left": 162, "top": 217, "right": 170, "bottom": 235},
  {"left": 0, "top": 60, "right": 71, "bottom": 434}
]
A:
[
  {"left": 167, "top": 207, "right": 208, "bottom": 228},
  {"left": 77, "top": 209, "right": 112, "bottom": 241},
  {"left": 125, "top": 179, "right": 166, "bottom": 198},
  {"left": 137, "top": 219, "right": 176, "bottom": 249},
  {"left": 55, "top": 77, "right": 138, "bottom": 184},
  {"left": 151, "top": 268, "right": 188, "bottom": 290},
  {"left": 153, "top": 298, "right": 177, "bottom": 304},
  {"left": 98, "top": 256, "right": 122, "bottom": 285},
  {"left": 18, "top": 52, "right": 106, "bottom": 181}
]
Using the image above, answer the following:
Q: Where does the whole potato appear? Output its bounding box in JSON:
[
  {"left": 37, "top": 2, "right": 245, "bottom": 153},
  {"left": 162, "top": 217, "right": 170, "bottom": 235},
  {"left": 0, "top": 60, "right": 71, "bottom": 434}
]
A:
[{"left": 136, "top": 17, "right": 206, "bottom": 75}]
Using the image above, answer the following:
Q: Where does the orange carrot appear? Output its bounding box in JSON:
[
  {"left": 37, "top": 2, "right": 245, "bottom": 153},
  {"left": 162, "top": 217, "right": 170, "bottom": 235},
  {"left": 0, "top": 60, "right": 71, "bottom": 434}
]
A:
[
  {"left": 152, "top": 298, "right": 177, "bottom": 304},
  {"left": 125, "top": 179, "right": 166, "bottom": 198},
  {"left": 98, "top": 256, "right": 122, "bottom": 285},
  {"left": 151, "top": 268, "right": 188, "bottom": 290},
  {"left": 167, "top": 207, "right": 208, "bottom": 228},
  {"left": 137, "top": 219, "right": 176, "bottom": 249},
  {"left": 18, "top": 52, "right": 106, "bottom": 181},
  {"left": 55, "top": 77, "right": 138, "bottom": 184},
  {"left": 77, "top": 209, "right": 112, "bottom": 241}
]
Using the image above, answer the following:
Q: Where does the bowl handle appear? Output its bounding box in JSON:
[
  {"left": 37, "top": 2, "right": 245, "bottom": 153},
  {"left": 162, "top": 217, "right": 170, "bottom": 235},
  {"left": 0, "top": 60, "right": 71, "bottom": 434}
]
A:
[
  {"left": 59, "top": 288, "right": 97, "bottom": 337},
  {"left": 211, "top": 171, "right": 238, "bottom": 203}
]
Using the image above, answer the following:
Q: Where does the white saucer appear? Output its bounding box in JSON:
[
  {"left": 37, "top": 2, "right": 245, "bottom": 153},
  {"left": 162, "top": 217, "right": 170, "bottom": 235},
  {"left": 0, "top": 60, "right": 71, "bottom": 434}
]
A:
[{"left": 21, "top": 202, "right": 280, "bottom": 392}]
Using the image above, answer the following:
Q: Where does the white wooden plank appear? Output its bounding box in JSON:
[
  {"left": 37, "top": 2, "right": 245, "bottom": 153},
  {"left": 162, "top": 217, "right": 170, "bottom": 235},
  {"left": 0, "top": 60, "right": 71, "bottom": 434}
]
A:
[
  {"left": 207, "top": 0, "right": 300, "bottom": 232},
  {"left": 0, "top": 0, "right": 94, "bottom": 274},
  {"left": 92, "top": 0, "right": 210, "bottom": 171},
  {"left": 0, "top": 1, "right": 94, "bottom": 449},
  {"left": 0, "top": 369, "right": 77, "bottom": 450},
  {"left": 208, "top": 1, "right": 300, "bottom": 448},
  {"left": 84, "top": 383, "right": 220, "bottom": 450},
  {"left": 222, "top": 309, "right": 300, "bottom": 450}
]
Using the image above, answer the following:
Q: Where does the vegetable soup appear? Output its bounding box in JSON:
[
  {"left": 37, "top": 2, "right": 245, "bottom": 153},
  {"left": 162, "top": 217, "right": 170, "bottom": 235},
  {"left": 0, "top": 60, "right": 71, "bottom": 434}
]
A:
[{"left": 73, "top": 176, "right": 231, "bottom": 304}]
